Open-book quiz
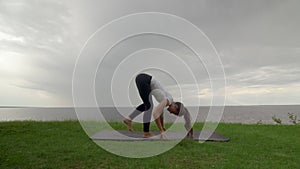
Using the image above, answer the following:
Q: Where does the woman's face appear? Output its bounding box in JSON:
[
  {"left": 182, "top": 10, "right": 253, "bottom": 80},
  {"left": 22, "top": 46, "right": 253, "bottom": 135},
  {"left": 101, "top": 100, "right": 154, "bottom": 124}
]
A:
[{"left": 167, "top": 103, "right": 179, "bottom": 116}]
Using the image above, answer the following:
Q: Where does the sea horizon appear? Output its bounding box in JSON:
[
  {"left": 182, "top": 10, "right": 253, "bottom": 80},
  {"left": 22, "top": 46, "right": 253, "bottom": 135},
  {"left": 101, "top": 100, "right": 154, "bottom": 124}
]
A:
[
  {"left": 1, "top": 104, "right": 300, "bottom": 108},
  {"left": 0, "top": 105, "right": 300, "bottom": 124}
]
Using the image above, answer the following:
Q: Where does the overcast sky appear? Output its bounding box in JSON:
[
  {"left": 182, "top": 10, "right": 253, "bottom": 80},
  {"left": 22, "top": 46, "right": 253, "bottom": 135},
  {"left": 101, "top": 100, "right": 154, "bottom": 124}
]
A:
[{"left": 0, "top": 0, "right": 299, "bottom": 107}]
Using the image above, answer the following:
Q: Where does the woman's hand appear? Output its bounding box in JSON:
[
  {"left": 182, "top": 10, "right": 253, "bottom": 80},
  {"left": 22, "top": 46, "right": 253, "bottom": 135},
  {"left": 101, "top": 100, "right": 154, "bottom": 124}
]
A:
[
  {"left": 160, "top": 130, "right": 168, "bottom": 139},
  {"left": 153, "top": 99, "right": 168, "bottom": 134},
  {"left": 186, "top": 128, "right": 193, "bottom": 139}
]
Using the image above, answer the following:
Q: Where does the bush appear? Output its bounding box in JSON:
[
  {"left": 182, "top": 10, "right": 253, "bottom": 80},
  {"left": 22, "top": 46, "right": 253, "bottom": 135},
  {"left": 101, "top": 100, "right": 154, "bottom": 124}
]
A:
[
  {"left": 272, "top": 115, "right": 282, "bottom": 124},
  {"left": 288, "top": 113, "right": 299, "bottom": 125}
]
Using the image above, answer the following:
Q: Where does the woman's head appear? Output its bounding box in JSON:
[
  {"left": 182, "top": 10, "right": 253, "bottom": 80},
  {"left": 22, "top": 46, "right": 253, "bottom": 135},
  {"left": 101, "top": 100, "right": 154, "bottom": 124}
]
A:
[{"left": 167, "top": 102, "right": 184, "bottom": 116}]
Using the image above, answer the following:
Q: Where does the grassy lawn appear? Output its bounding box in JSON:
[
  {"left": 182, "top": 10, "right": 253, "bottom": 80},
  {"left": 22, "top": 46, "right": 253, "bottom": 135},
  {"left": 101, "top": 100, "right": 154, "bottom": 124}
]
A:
[{"left": 0, "top": 121, "right": 299, "bottom": 169}]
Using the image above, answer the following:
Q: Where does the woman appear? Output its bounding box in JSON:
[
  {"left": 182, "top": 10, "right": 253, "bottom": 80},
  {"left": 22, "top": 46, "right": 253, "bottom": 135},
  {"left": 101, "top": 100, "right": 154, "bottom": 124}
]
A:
[{"left": 123, "top": 73, "right": 193, "bottom": 138}]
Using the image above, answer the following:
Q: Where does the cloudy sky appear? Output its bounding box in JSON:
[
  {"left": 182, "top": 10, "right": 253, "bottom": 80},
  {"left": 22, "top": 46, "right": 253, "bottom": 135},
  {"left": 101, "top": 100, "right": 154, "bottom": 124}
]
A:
[{"left": 0, "top": 0, "right": 299, "bottom": 107}]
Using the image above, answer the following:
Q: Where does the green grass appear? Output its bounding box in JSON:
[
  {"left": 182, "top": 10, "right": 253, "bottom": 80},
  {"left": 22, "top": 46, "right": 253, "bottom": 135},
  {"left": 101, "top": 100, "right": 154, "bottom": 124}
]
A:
[{"left": 0, "top": 121, "right": 299, "bottom": 169}]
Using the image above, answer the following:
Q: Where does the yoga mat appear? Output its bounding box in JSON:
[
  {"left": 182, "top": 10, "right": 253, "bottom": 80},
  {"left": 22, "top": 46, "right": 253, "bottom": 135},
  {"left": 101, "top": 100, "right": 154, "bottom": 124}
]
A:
[{"left": 90, "top": 130, "right": 230, "bottom": 142}]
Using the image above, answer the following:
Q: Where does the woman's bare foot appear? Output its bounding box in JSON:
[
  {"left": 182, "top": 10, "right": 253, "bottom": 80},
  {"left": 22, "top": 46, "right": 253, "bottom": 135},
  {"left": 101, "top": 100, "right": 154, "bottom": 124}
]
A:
[
  {"left": 123, "top": 118, "right": 133, "bottom": 131},
  {"left": 143, "top": 132, "right": 153, "bottom": 138}
]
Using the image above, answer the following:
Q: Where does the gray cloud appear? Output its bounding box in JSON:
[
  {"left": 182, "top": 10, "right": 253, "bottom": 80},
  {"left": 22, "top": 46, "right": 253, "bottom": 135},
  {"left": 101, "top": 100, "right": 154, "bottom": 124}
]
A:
[
  {"left": 0, "top": 0, "right": 299, "bottom": 106},
  {"left": 228, "top": 65, "right": 300, "bottom": 86},
  {"left": 0, "top": 0, "right": 78, "bottom": 105},
  {"left": 222, "top": 47, "right": 300, "bottom": 68}
]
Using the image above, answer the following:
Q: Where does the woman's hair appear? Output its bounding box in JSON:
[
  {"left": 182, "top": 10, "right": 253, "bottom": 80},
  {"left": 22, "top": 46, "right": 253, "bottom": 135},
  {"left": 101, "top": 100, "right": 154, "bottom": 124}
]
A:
[
  {"left": 174, "top": 102, "right": 192, "bottom": 130},
  {"left": 174, "top": 102, "right": 184, "bottom": 116}
]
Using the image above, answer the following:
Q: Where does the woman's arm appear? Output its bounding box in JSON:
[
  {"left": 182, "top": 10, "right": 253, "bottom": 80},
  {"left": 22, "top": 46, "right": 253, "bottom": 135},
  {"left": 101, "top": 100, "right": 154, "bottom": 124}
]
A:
[
  {"left": 183, "top": 107, "right": 193, "bottom": 138},
  {"left": 153, "top": 99, "right": 168, "bottom": 132},
  {"left": 159, "top": 113, "right": 166, "bottom": 131}
]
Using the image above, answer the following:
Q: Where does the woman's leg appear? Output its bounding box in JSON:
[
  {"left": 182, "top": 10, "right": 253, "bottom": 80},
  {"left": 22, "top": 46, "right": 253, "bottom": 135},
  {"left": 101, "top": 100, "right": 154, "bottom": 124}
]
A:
[
  {"left": 135, "top": 74, "right": 153, "bottom": 133},
  {"left": 128, "top": 104, "right": 146, "bottom": 120},
  {"left": 126, "top": 74, "right": 153, "bottom": 133}
]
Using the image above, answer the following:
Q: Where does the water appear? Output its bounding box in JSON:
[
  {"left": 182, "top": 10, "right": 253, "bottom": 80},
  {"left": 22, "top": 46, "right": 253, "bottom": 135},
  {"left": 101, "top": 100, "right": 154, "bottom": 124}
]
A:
[{"left": 0, "top": 105, "right": 299, "bottom": 124}]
